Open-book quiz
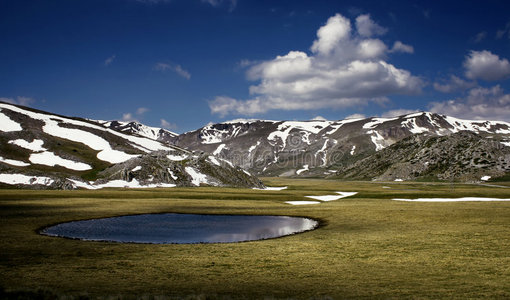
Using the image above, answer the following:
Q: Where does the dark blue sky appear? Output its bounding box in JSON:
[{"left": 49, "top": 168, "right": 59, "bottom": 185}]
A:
[{"left": 1, "top": 0, "right": 510, "bottom": 132}]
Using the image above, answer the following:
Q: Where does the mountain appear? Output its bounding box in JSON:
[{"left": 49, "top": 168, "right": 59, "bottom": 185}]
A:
[
  {"left": 333, "top": 131, "right": 510, "bottom": 182},
  {"left": 0, "top": 102, "right": 263, "bottom": 189},
  {"left": 171, "top": 112, "right": 510, "bottom": 180},
  {"left": 99, "top": 120, "right": 178, "bottom": 143}
]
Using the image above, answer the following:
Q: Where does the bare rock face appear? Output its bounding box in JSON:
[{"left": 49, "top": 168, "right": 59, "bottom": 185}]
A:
[
  {"left": 97, "top": 150, "right": 265, "bottom": 188},
  {"left": 333, "top": 131, "right": 510, "bottom": 182}
]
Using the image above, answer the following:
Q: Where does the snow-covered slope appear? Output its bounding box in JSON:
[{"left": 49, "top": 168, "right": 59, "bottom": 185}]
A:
[
  {"left": 0, "top": 102, "right": 262, "bottom": 189},
  {"left": 99, "top": 120, "right": 178, "bottom": 143},
  {"left": 173, "top": 112, "right": 510, "bottom": 178}
]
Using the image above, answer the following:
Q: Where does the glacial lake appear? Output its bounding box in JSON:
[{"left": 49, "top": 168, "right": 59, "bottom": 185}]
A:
[{"left": 41, "top": 213, "right": 319, "bottom": 244}]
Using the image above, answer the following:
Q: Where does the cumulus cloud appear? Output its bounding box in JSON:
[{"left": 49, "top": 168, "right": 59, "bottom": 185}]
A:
[
  {"left": 209, "top": 13, "right": 422, "bottom": 117},
  {"left": 433, "top": 75, "right": 476, "bottom": 93},
  {"left": 472, "top": 31, "right": 487, "bottom": 43},
  {"left": 429, "top": 85, "right": 510, "bottom": 122},
  {"left": 160, "top": 119, "right": 177, "bottom": 130},
  {"left": 154, "top": 62, "right": 191, "bottom": 80},
  {"left": 464, "top": 50, "right": 510, "bottom": 81},
  {"left": 121, "top": 107, "right": 149, "bottom": 122},
  {"left": 104, "top": 55, "right": 116, "bottom": 66},
  {"left": 381, "top": 108, "right": 419, "bottom": 118},
  {"left": 389, "top": 41, "right": 414, "bottom": 54},
  {"left": 0, "top": 96, "right": 35, "bottom": 107},
  {"left": 355, "top": 14, "right": 387, "bottom": 37},
  {"left": 345, "top": 113, "right": 366, "bottom": 119}
]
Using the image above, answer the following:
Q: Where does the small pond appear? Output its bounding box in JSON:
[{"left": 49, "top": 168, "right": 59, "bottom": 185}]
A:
[{"left": 40, "top": 213, "right": 319, "bottom": 244}]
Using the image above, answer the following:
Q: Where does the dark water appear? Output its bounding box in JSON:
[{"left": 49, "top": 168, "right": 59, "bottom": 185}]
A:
[{"left": 41, "top": 213, "right": 318, "bottom": 244}]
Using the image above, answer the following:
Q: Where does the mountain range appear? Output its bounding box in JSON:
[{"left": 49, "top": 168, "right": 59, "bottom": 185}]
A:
[
  {"left": 2, "top": 101, "right": 510, "bottom": 188},
  {"left": 0, "top": 102, "right": 263, "bottom": 189}
]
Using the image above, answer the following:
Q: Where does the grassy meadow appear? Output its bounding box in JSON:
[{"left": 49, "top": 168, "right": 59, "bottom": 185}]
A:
[{"left": 1, "top": 178, "right": 510, "bottom": 299}]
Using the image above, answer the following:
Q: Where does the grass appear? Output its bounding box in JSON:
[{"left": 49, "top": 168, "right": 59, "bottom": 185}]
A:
[{"left": 1, "top": 178, "right": 510, "bottom": 299}]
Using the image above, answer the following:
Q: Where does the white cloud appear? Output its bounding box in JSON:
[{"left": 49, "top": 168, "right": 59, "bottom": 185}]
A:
[
  {"left": 201, "top": 0, "right": 237, "bottom": 11},
  {"left": 381, "top": 109, "right": 419, "bottom": 118},
  {"left": 355, "top": 14, "right": 387, "bottom": 37},
  {"left": 473, "top": 31, "right": 487, "bottom": 43},
  {"left": 210, "top": 13, "right": 423, "bottom": 117},
  {"left": 345, "top": 113, "right": 366, "bottom": 119},
  {"left": 104, "top": 55, "right": 116, "bottom": 66},
  {"left": 496, "top": 22, "right": 510, "bottom": 39},
  {"left": 154, "top": 62, "right": 191, "bottom": 80},
  {"left": 433, "top": 75, "right": 476, "bottom": 93},
  {"left": 121, "top": 107, "right": 149, "bottom": 122},
  {"left": 136, "top": 107, "right": 149, "bottom": 115},
  {"left": 0, "top": 96, "right": 35, "bottom": 107},
  {"left": 122, "top": 113, "right": 135, "bottom": 122},
  {"left": 160, "top": 119, "right": 177, "bottom": 130},
  {"left": 464, "top": 50, "right": 510, "bottom": 81},
  {"left": 389, "top": 41, "right": 414, "bottom": 54},
  {"left": 429, "top": 85, "right": 510, "bottom": 122}
]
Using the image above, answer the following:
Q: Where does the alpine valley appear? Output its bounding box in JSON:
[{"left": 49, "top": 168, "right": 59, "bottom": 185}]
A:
[{"left": 2, "top": 101, "right": 510, "bottom": 189}]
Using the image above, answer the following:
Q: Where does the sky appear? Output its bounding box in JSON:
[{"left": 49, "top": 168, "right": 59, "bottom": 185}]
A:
[{"left": 1, "top": 0, "right": 510, "bottom": 133}]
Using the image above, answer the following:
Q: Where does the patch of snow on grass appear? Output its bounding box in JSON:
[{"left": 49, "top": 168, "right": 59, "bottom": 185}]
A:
[
  {"left": 285, "top": 201, "right": 321, "bottom": 205},
  {"left": 305, "top": 192, "right": 357, "bottom": 202},
  {"left": 0, "top": 110, "right": 22, "bottom": 132},
  {"left": 481, "top": 176, "right": 491, "bottom": 181},
  {"left": 253, "top": 186, "right": 288, "bottom": 191},
  {"left": 0, "top": 156, "right": 30, "bottom": 167},
  {"left": 9, "top": 139, "right": 47, "bottom": 152},
  {"left": 394, "top": 179, "right": 404, "bottom": 182},
  {"left": 392, "top": 197, "right": 510, "bottom": 202},
  {"left": 185, "top": 167, "right": 209, "bottom": 186},
  {"left": 296, "top": 164, "right": 309, "bottom": 175},
  {"left": 29, "top": 151, "right": 92, "bottom": 171},
  {"left": 0, "top": 173, "right": 54, "bottom": 186}
]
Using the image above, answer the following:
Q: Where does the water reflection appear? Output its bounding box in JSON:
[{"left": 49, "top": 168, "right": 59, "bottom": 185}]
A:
[{"left": 41, "top": 213, "right": 318, "bottom": 244}]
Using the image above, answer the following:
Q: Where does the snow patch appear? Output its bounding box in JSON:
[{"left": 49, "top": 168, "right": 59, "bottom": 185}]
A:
[
  {"left": 0, "top": 110, "right": 22, "bottom": 132},
  {"left": 350, "top": 145, "right": 356, "bottom": 155},
  {"left": 0, "top": 156, "right": 30, "bottom": 167},
  {"left": 363, "top": 117, "right": 398, "bottom": 129},
  {"left": 131, "top": 166, "right": 142, "bottom": 172},
  {"left": 296, "top": 164, "right": 309, "bottom": 175},
  {"left": 8, "top": 139, "right": 47, "bottom": 152},
  {"left": 502, "top": 142, "right": 510, "bottom": 147},
  {"left": 29, "top": 151, "right": 92, "bottom": 171},
  {"left": 481, "top": 176, "right": 491, "bottom": 181},
  {"left": 69, "top": 178, "right": 176, "bottom": 189},
  {"left": 0, "top": 173, "right": 54, "bottom": 186},
  {"left": 285, "top": 201, "right": 321, "bottom": 205},
  {"left": 213, "top": 144, "right": 226, "bottom": 156},
  {"left": 253, "top": 186, "right": 288, "bottom": 191},
  {"left": 394, "top": 179, "right": 404, "bottom": 182},
  {"left": 184, "top": 166, "right": 209, "bottom": 186},
  {"left": 167, "top": 154, "right": 188, "bottom": 161},
  {"left": 208, "top": 156, "right": 221, "bottom": 166},
  {"left": 305, "top": 192, "right": 357, "bottom": 202}
]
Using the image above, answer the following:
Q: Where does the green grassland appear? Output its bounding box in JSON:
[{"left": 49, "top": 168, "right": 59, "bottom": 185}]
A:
[{"left": 1, "top": 178, "right": 510, "bottom": 299}]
